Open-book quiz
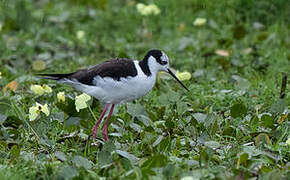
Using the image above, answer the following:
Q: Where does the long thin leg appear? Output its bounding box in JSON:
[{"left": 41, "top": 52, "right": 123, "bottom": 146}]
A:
[
  {"left": 92, "top": 103, "right": 110, "bottom": 138},
  {"left": 102, "top": 104, "right": 115, "bottom": 141}
]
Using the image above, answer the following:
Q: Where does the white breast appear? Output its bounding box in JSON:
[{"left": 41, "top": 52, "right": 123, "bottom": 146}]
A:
[{"left": 66, "top": 61, "right": 156, "bottom": 104}]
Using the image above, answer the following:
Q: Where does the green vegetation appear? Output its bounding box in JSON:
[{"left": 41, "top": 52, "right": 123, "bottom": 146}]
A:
[{"left": 0, "top": 0, "right": 289, "bottom": 179}]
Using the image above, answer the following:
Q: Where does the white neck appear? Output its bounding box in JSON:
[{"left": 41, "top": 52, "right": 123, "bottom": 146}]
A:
[{"left": 147, "top": 56, "right": 160, "bottom": 74}]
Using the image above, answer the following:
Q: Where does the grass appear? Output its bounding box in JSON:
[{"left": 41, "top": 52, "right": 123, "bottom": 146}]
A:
[{"left": 0, "top": 0, "right": 289, "bottom": 179}]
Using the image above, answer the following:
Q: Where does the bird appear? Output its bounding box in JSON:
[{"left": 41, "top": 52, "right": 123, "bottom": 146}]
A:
[{"left": 39, "top": 49, "right": 188, "bottom": 141}]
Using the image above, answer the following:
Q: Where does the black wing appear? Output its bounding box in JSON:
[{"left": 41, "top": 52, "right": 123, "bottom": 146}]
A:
[{"left": 38, "top": 58, "right": 138, "bottom": 86}]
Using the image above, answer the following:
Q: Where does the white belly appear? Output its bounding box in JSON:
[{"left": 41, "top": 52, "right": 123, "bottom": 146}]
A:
[
  {"left": 67, "top": 61, "right": 156, "bottom": 104},
  {"left": 91, "top": 75, "right": 155, "bottom": 104}
]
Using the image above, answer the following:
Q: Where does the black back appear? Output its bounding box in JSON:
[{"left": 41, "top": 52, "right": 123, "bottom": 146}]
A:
[
  {"left": 39, "top": 58, "right": 138, "bottom": 85},
  {"left": 70, "top": 58, "right": 138, "bottom": 85}
]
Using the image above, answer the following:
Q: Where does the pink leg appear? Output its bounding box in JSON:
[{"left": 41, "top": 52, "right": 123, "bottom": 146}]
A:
[
  {"left": 102, "top": 104, "right": 115, "bottom": 141},
  {"left": 92, "top": 104, "right": 110, "bottom": 139}
]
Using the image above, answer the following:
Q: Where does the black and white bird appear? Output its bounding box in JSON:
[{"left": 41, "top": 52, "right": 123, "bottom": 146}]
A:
[{"left": 39, "top": 49, "right": 188, "bottom": 141}]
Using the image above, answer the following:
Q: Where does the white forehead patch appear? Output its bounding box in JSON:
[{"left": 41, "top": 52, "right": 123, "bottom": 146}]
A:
[{"left": 161, "top": 52, "right": 169, "bottom": 62}]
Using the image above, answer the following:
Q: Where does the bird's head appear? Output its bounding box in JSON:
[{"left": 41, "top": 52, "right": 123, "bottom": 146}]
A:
[{"left": 144, "top": 49, "right": 189, "bottom": 91}]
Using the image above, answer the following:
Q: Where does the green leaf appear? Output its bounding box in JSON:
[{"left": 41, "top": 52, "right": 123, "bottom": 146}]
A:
[
  {"left": 127, "top": 103, "right": 147, "bottom": 117},
  {"left": 168, "top": 90, "right": 180, "bottom": 102},
  {"left": 0, "top": 114, "right": 7, "bottom": 124},
  {"left": 58, "top": 165, "right": 78, "bottom": 179},
  {"left": 260, "top": 169, "right": 282, "bottom": 180},
  {"left": 103, "top": 141, "right": 116, "bottom": 153},
  {"left": 230, "top": 103, "right": 247, "bottom": 118},
  {"left": 10, "top": 145, "right": 20, "bottom": 158},
  {"left": 231, "top": 75, "right": 251, "bottom": 90},
  {"left": 250, "top": 115, "right": 259, "bottom": 131},
  {"left": 204, "top": 113, "right": 216, "bottom": 128},
  {"left": 56, "top": 97, "right": 78, "bottom": 116},
  {"left": 65, "top": 117, "right": 80, "bottom": 128},
  {"left": 236, "top": 153, "right": 249, "bottom": 169},
  {"left": 72, "top": 155, "right": 92, "bottom": 170},
  {"left": 163, "top": 164, "right": 175, "bottom": 178},
  {"left": 232, "top": 25, "right": 247, "bottom": 40},
  {"left": 142, "top": 154, "right": 168, "bottom": 168},
  {"left": 192, "top": 113, "right": 207, "bottom": 124},
  {"left": 54, "top": 151, "right": 67, "bottom": 161},
  {"left": 204, "top": 141, "right": 220, "bottom": 149},
  {"left": 98, "top": 150, "right": 112, "bottom": 167},
  {"left": 260, "top": 114, "right": 275, "bottom": 128},
  {"left": 116, "top": 150, "right": 138, "bottom": 163},
  {"left": 120, "top": 158, "right": 132, "bottom": 171},
  {"left": 270, "top": 99, "right": 286, "bottom": 114}
]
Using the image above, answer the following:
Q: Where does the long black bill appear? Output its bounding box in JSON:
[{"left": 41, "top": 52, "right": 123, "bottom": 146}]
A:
[{"left": 167, "top": 68, "right": 189, "bottom": 91}]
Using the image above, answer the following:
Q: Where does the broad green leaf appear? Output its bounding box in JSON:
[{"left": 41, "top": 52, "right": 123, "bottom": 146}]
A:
[
  {"left": 98, "top": 150, "right": 112, "bottom": 167},
  {"left": 120, "top": 158, "right": 132, "bottom": 171},
  {"left": 58, "top": 165, "right": 78, "bottom": 179},
  {"left": 204, "top": 113, "right": 216, "bottom": 127},
  {"left": 127, "top": 103, "right": 147, "bottom": 117},
  {"left": 260, "top": 169, "right": 282, "bottom": 180},
  {"left": 163, "top": 164, "right": 175, "bottom": 178},
  {"left": 72, "top": 155, "right": 92, "bottom": 170},
  {"left": 103, "top": 141, "right": 116, "bottom": 153},
  {"left": 192, "top": 113, "right": 207, "bottom": 124},
  {"left": 65, "top": 117, "right": 80, "bottom": 128},
  {"left": 231, "top": 75, "right": 251, "bottom": 90},
  {"left": 260, "top": 114, "right": 275, "bottom": 128},
  {"left": 236, "top": 152, "right": 248, "bottom": 169},
  {"left": 270, "top": 99, "right": 286, "bottom": 114},
  {"left": 223, "top": 126, "right": 235, "bottom": 136},
  {"left": 230, "top": 103, "right": 247, "bottom": 118},
  {"left": 168, "top": 90, "right": 180, "bottom": 102},
  {"left": 54, "top": 151, "right": 67, "bottom": 161}
]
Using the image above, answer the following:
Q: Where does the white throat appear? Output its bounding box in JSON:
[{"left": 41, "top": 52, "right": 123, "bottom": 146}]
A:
[{"left": 147, "top": 56, "right": 160, "bottom": 74}]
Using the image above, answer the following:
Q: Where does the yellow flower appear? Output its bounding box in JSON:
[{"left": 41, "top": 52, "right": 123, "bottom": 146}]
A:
[
  {"left": 29, "top": 102, "right": 49, "bottom": 121},
  {"left": 76, "top": 30, "right": 85, "bottom": 39},
  {"left": 193, "top": 17, "right": 207, "bottom": 26},
  {"left": 57, "top": 92, "right": 65, "bottom": 103},
  {"left": 0, "top": 72, "right": 2, "bottom": 79},
  {"left": 176, "top": 71, "right": 191, "bottom": 81},
  {"left": 136, "top": 3, "right": 160, "bottom": 16},
  {"left": 75, "top": 93, "right": 91, "bottom": 112},
  {"left": 286, "top": 137, "right": 290, "bottom": 146},
  {"left": 30, "top": 84, "right": 52, "bottom": 95}
]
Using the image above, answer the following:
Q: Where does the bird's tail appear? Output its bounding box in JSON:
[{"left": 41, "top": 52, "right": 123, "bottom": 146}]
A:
[{"left": 37, "top": 73, "right": 74, "bottom": 81}]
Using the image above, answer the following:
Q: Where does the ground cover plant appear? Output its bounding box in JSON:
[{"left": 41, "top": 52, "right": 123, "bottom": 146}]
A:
[{"left": 0, "top": 0, "right": 289, "bottom": 179}]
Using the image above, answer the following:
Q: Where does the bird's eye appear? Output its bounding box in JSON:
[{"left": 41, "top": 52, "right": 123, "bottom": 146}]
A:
[{"left": 161, "top": 61, "right": 167, "bottom": 65}]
